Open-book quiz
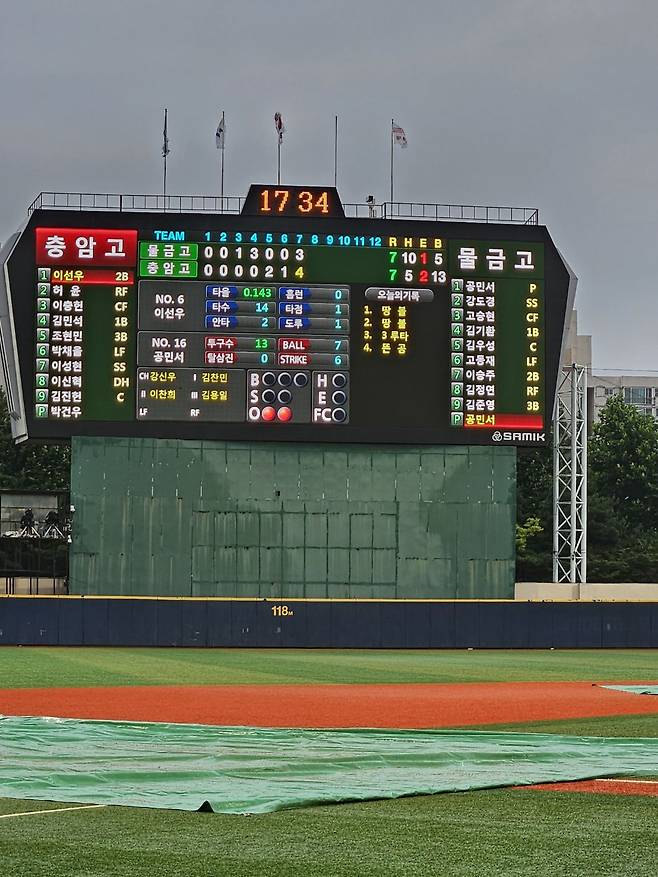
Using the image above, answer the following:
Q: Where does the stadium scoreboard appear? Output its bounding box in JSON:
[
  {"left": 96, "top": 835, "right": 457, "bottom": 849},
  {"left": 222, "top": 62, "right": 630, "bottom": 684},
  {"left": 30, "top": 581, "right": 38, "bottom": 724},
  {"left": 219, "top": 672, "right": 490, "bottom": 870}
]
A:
[{"left": 2, "top": 185, "right": 574, "bottom": 445}]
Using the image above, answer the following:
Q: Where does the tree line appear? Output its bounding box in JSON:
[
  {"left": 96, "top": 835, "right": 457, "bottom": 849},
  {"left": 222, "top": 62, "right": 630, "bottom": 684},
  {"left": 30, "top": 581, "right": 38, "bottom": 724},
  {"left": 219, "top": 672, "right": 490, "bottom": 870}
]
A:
[
  {"left": 0, "top": 390, "right": 70, "bottom": 491},
  {"left": 517, "top": 394, "right": 658, "bottom": 582}
]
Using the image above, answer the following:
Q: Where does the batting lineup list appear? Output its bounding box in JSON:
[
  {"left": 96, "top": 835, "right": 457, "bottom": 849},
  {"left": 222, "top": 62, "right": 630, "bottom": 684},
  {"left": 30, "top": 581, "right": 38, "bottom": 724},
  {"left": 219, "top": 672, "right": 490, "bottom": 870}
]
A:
[{"left": 31, "top": 221, "right": 545, "bottom": 439}]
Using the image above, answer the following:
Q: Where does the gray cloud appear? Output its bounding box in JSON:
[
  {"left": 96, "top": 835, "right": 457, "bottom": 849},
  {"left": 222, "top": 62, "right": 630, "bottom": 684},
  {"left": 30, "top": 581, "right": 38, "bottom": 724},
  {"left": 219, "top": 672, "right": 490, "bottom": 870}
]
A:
[{"left": 2, "top": 0, "right": 658, "bottom": 369}]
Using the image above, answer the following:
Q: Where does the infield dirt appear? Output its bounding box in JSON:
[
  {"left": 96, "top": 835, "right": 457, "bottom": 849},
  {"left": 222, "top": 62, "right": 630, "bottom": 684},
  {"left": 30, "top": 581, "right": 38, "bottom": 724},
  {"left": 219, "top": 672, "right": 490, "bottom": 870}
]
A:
[{"left": 1, "top": 680, "right": 657, "bottom": 727}]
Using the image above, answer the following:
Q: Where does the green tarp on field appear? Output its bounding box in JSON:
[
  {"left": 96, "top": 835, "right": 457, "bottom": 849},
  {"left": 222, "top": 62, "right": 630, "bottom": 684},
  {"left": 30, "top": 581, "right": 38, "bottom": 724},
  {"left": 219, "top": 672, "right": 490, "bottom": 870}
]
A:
[{"left": 1, "top": 716, "right": 657, "bottom": 814}]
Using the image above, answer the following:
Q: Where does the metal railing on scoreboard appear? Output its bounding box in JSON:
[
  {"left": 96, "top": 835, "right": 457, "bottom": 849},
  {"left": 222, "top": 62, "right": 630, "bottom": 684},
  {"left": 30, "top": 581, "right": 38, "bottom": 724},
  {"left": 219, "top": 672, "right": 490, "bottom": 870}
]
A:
[
  {"left": 27, "top": 192, "right": 244, "bottom": 215},
  {"left": 381, "top": 201, "right": 539, "bottom": 224},
  {"left": 27, "top": 192, "right": 539, "bottom": 224}
]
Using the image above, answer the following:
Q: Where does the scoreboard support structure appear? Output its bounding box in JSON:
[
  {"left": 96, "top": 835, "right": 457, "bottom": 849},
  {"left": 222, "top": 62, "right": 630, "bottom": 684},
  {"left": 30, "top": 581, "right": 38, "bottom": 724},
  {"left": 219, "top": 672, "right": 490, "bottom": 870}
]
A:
[
  {"left": 553, "top": 364, "right": 588, "bottom": 586},
  {"left": 0, "top": 186, "right": 576, "bottom": 603}
]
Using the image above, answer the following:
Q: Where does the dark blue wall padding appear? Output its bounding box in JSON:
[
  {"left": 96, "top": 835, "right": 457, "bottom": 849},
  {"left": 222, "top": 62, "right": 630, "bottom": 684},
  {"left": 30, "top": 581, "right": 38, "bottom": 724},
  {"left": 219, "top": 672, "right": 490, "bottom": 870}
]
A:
[{"left": 0, "top": 598, "right": 657, "bottom": 648}]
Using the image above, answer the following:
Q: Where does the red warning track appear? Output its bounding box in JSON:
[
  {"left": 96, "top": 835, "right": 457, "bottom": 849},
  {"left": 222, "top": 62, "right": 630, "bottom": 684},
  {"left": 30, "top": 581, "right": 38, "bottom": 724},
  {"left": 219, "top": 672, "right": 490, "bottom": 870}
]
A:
[{"left": 1, "top": 681, "right": 657, "bottom": 728}]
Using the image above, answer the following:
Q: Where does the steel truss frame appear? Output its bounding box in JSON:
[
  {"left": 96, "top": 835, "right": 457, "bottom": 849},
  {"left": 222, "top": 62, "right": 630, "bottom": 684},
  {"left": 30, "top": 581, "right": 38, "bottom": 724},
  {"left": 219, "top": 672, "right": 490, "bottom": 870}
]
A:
[{"left": 552, "top": 364, "right": 587, "bottom": 585}]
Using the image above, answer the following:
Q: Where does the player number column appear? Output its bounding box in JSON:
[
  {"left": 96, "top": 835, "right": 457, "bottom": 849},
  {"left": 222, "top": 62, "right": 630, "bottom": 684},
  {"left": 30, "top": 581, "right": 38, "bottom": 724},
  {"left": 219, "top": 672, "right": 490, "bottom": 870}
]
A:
[
  {"left": 35, "top": 268, "right": 52, "bottom": 418},
  {"left": 450, "top": 280, "right": 464, "bottom": 426}
]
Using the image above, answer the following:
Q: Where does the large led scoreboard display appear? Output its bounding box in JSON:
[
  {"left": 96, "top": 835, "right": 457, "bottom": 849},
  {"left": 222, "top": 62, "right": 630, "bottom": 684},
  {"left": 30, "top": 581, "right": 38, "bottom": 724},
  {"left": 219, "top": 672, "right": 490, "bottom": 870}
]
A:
[{"left": 3, "top": 185, "right": 574, "bottom": 446}]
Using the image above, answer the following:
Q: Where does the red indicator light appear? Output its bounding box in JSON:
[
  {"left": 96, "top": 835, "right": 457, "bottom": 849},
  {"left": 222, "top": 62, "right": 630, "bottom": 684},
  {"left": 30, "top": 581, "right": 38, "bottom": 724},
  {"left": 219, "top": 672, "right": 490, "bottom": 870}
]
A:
[
  {"left": 277, "top": 406, "right": 292, "bottom": 422},
  {"left": 262, "top": 406, "right": 276, "bottom": 422},
  {"left": 496, "top": 415, "right": 544, "bottom": 429},
  {"left": 463, "top": 415, "right": 544, "bottom": 430}
]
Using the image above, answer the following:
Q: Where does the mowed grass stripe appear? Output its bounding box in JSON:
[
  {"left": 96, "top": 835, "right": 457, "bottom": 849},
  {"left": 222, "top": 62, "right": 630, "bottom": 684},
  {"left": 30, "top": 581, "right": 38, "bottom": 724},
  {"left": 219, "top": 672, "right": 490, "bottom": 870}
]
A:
[
  {"left": 1, "top": 647, "right": 657, "bottom": 689},
  {"left": 0, "top": 790, "right": 656, "bottom": 877},
  {"left": 463, "top": 713, "right": 658, "bottom": 738}
]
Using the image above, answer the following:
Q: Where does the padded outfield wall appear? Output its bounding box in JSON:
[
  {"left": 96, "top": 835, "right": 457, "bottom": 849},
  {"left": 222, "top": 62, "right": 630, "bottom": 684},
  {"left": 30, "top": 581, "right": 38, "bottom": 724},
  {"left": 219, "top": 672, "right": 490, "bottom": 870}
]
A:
[{"left": 69, "top": 438, "right": 515, "bottom": 599}]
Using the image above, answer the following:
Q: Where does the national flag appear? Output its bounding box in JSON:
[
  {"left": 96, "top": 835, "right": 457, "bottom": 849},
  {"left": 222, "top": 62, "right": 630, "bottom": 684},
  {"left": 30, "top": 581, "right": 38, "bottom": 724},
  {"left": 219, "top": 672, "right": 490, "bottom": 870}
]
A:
[
  {"left": 215, "top": 112, "right": 226, "bottom": 149},
  {"left": 392, "top": 120, "right": 408, "bottom": 148},
  {"left": 274, "top": 112, "right": 285, "bottom": 144},
  {"left": 162, "top": 109, "right": 171, "bottom": 157}
]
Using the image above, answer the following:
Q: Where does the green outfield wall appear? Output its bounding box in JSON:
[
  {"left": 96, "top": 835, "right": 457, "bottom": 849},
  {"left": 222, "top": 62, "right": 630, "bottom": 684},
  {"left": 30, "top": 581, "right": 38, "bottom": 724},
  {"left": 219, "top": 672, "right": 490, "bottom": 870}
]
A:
[{"left": 69, "top": 438, "right": 515, "bottom": 598}]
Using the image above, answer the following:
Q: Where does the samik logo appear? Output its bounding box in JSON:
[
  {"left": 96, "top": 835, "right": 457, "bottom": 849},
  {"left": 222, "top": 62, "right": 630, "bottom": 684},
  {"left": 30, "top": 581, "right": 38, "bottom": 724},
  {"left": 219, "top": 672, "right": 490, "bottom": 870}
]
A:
[{"left": 492, "top": 431, "right": 546, "bottom": 443}]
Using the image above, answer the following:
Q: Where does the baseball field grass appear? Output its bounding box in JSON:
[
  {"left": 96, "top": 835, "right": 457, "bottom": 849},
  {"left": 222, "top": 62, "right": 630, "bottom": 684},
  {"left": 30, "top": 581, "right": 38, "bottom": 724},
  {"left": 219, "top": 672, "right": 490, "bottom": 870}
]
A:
[
  {"left": 1, "top": 786, "right": 656, "bottom": 877},
  {"left": 1, "top": 646, "right": 657, "bottom": 687},
  {"left": 1, "top": 647, "right": 657, "bottom": 877}
]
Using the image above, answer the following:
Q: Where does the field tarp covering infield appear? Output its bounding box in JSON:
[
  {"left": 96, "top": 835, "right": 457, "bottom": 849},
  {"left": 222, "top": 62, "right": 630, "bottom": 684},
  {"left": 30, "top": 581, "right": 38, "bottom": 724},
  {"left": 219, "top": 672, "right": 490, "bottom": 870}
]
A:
[{"left": 1, "top": 716, "right": 658, "bottom": 814}]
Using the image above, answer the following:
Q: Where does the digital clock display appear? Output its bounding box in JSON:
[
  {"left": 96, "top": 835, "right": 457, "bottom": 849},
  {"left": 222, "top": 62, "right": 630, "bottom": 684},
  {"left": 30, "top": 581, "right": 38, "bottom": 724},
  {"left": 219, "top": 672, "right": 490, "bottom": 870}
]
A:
[
  {"left": 242, "top": 185, "right": 344, "bottom": 218},
  {"left": 0, "top": 188, "right": 573, "bottom": 446}
]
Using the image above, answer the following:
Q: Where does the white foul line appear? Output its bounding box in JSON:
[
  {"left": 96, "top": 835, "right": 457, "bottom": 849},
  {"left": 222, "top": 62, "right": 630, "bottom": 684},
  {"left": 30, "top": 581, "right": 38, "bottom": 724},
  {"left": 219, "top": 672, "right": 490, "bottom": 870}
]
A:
[
  {"left": 594, "top": 778, "right": 658, "bottom": 785},
  {"left": 0, "top": 804, "right": 106, "bottom": 820}
]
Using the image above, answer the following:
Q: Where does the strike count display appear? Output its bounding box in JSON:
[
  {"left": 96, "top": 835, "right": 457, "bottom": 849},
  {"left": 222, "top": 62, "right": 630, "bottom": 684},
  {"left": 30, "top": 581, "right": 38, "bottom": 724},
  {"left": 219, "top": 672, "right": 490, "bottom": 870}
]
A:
[{"left": 9, "top": 190, "right": 572, "bottom": 445}]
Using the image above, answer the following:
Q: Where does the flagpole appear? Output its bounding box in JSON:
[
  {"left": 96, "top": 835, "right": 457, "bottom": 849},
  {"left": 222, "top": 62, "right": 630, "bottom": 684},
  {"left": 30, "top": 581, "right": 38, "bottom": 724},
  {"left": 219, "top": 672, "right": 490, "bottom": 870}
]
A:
[
  {"left": 334, "top": 115, "right": 338, "bottom": 188},
  {"left": 220, "top": 111, "right": 225, "bottom": 203},
  {"left": 163, "top": 108, "right": 168, "bottom": 199},
  {"left": 389, "top": 118, "right": 394, "bottom": 203},
  {"left": 274, "top": 113, "right": 284, "bottom": 183}
]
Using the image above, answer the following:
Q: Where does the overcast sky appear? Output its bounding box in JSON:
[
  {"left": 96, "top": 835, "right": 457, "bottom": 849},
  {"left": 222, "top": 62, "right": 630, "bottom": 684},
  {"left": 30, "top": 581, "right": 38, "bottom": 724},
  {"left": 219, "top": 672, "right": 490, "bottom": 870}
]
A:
[{"left": 1, "top": 0, "right": 657, "bottom": 371}]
